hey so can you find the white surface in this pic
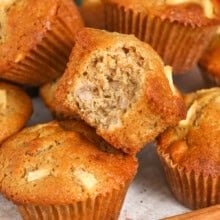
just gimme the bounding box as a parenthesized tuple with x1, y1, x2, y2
(0, 68, 209, 220)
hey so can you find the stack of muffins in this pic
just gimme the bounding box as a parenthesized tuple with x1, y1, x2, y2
(0, 0, 219, 219)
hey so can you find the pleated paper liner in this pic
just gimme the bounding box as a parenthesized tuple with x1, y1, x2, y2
(18, 184, 128, 220)
(199, 66, 220, 87)
(104, 3, 217, 74)
(157, 148, 220, 209)
(1, 11, 77, 86)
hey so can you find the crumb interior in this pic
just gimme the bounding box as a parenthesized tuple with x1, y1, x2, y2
(72, 45, 146, 130)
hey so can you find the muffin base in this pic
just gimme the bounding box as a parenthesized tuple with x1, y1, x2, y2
(157, 148, 220, 209)
(104, 3, 217, 74)
(18, 185, 128, 220)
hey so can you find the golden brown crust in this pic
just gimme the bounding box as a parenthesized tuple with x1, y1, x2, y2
(199, 34, 220, 79)
(0, 120, 137, 205)
(40, 80, 79, 120)
(55, 28, 186, 154)
(103, 0, 220, 27)
(0, 0, 84, 86)
(157, 88, 220, 177)
(0, 82, 32, 144)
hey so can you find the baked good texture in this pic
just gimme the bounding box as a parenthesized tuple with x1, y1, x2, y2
(102, 0, 220, 73)
(55, 28, 186, 154)
(0, 120, 137, 220)
(157, 88, 220, 209)
(0, 82, 32, 144)
(0, 0, 83, 86)
(80, 0, 105, 29)
(40, 80, 78, 120)
(199, 33, 220, 86)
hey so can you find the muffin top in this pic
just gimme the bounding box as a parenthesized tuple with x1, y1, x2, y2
(199, 33, 220, 78)
(0, 121, 137, 205)
(104, 0, 220, 26)
(0, 0, 83, 73)
(157, 88, 220, 176)
(0, 82, 32, 143)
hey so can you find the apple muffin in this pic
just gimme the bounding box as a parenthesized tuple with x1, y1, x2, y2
(0, 120, 137, 220)
(102, 0, 220, 73)
(55, 28, 186, 154)
(0, 0, 83, 86)
(157, 88, 220, 209)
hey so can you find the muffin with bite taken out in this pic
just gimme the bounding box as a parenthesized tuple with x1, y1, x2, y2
(55, 28, 186, 154)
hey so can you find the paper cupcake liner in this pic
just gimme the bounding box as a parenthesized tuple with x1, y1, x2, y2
(2, 12, 76, 86)
(17, 184, 128, 220)
(157, 148, 220, 209)
(104, 3, 217, 74)
(199, 67, 220, 87)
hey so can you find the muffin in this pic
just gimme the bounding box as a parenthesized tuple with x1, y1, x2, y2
(199, 31, 220, 86)
(0, 0, 83, 86)
(0, 82, 32, 144)
(0, 121, 137, 220)
(80, 0, 105, 29)
(40, 80, 78, 120)
(55, 28, 186, 154)
(157, 88, 220, 209)
(102, 0, 220, 73)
